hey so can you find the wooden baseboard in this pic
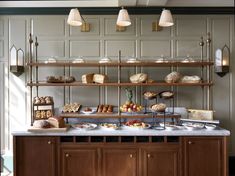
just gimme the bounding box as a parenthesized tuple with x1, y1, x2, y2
(230, 156, 235, 175)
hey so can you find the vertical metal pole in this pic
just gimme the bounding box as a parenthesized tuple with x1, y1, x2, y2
(199, 36, 205, 109)
(118, 51, 121, 119)
(206, 32, 212, 110)
(35, 37, 39, 97)
(68, 66, 71, 104)
(29, 34, 33, 125)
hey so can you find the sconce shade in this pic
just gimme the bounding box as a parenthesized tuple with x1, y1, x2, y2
(159, 9, 174, 27)
(215, 45, 230, 77)
(67, 8, 82, 26)
(116, 8, 131, 26)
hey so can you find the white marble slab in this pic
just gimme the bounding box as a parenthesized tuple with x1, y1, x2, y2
(12, 127, 230, 136)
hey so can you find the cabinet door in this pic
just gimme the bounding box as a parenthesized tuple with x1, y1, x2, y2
(14, 136, 56, 176)
(142, 147, 179, 176)
(184, 137, 223, 176)
(61, 148, 99, 176)
(102, 148, 138, 176)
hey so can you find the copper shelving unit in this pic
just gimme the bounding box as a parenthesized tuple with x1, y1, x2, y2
(27, 33, 213, 125)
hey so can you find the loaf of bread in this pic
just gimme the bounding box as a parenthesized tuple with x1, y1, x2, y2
(130, 73, 148, 83)
(48, 116, 65, 128)
(181, 75, 201, 83)
(165, 72, 181, 83)
(82, 73, 94, 83)
(93, 74, 108, 84)
(33, 120, 51, 128)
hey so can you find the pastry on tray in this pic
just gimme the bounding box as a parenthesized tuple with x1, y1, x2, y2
(165, 72, 181, 83)
(181, 75, 201, 83)
(151, 103, 167, 112)
(97, 105, 113, 113)
(130, 73, 148, 83)
(143, 91, 158, 100)
(46, 76, 75, 83)
(62, 103, 81, 113)
(35, 109, 53, 119)
(33, 96, 54, 105)
(159, 91, 174, 99)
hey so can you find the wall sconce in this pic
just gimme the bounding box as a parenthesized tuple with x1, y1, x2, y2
(67, 8, 91, 32)
(152, 21, 162, 32)
(116, 25, 127, 32)
(10, 45, 24, 76)
(215, 45, 230, 77)
(159, 9, 174, 27)
(116, 7, 131, 27)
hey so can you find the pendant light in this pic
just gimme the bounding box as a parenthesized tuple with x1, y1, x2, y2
(67, 8, 82, 26)
(116, 7, 131, 27)
(159, 9, 174, 27)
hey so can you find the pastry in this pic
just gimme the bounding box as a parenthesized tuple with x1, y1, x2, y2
(62, 103, 81, 113)
(151, 103, 166, 112)
(97, 105, 113, 113)
(130, 73, 148, 83)
(46, 76, 76, 83)
(48, 116, 65, 128)
(82, 73, 94, 83)
(165, 72, 181, 83)
(35, 110, 41, 119)
(84, 107, 92, 112)
(159, 91, 174, 99)
(46, 110, 53, 118)
(34, 97, 41, 104)
(33, 120, 51, 128)
(45, 96, 53, 104)
(124, 120, 150, 128)
(93, 74, 108, 84)
(41, 110, 46, 118)
(181, 75, 201, 83)
(143, 91, 157, 99)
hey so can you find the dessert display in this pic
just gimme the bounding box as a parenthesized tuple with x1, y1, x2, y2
(120, 88, 142, 113)
(151, 103, 167, 112)
(159, 91, 174, 99)
(143, 91, 157, 100)
(165, 71, 182, 83)
(93, 74, 108, 84)
(124, 120, 151, 129)
(47, 116, 65, 128)
(46, 76, 76, 83)
(130, 73, 148, 83)
(97, 105, 113, 113)
(62, 103, 81, 113)
(35, 110, 53, 119)
(33, 120, 51, 128)
(100, 123, 119, 130)
(72, 123, 97, 130)
(99, 57, 111, 63)
(181, 75, 201, 83)
(33, 96, 54, 105)
(82, 73, 94, 83)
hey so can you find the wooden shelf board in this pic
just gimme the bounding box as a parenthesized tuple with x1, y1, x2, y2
(26, 61, 214, 67)
(60, 113, 181, 119)
(27, 81, 213, 87)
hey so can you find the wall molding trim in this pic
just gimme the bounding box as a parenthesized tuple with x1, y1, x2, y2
(0, 7, 234, 15)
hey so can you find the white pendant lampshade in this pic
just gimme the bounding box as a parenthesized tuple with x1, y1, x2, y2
(116, 7, 131, 26)
(67, 8, 82, 26)
(159, 9, 174, 27)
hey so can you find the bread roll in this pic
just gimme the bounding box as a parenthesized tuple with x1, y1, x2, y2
(93, 74, 108, 84)
(82, 73, 94, 83)
(165, 72, 181, 83)
(130, 73, 148, 83)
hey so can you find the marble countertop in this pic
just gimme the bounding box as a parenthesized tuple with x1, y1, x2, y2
(12, 127, 230, 136)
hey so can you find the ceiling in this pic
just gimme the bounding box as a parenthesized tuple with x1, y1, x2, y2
(0, 0, 234, 7)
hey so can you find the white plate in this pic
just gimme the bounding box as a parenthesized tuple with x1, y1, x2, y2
(123, 123, 151, 130)
(81, 109, 96, 114)
(184, 123, 204, 131)
(205, 124, 217, 130)
(72, 123, 97, 130)
(100, 123, 120, 130)
(165, 125, 178, 130)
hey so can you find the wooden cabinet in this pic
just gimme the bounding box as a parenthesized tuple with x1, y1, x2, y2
(142, 146, 179, 176)
(60, 148, 99, 176)
(102, 148, 138, 176)
(184, 137, 226, 176)
(14, 136, 57, 176)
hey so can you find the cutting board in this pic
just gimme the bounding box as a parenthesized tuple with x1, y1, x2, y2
(28, 125, 70, 132)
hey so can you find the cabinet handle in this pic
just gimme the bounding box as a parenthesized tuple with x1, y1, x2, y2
(188, 141, 193, 145)
(129, 154, 133, 158)
(48, 141, 52, 145)
(65, 153, 70, 158)
(147, 154, 151, 158)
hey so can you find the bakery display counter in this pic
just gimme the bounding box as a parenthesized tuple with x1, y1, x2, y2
(13, 128, 230, 176)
